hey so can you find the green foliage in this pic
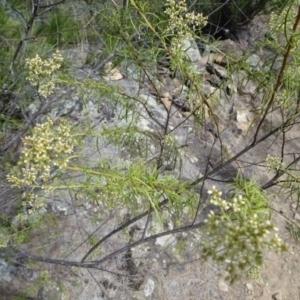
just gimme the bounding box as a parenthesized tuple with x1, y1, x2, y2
(32, 5, 86, 47)
(54, 158, 197, 217)
(288, 221, 300, 244)
(0, 4, 22, 82)
(230, 176, 271, 220)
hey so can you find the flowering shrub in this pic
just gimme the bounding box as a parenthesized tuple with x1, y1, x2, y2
(202, 186, 287, 283)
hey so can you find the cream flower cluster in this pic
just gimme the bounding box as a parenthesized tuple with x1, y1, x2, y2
(7, 117, 76, 214)
(268, 5, 296, 48)
(164, 0, 207, 48)
(269, 7, 292, 35)
(7, 117, 75, 187)
(162, 134, 174, 147)
(203, 186, 287, 283)
(265, 154, 282, 172)
(0, 233, 10, 248)
(25, 50, 63, 97)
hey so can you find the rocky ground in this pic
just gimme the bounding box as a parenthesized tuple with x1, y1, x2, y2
(1, 12, 300, 300)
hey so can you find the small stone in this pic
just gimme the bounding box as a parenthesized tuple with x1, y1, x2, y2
(180, 39, 201, 63)
(214, 64, 227, 78)
(155, 235, 176, 247)
(205, 73, 221, 87)
(172, 77, 182, 88)
(291, 202, 298, 210)
(144, 278, 155, 297)
(160, 97, 172, 109)
(294, 212, 300, 221)
(272, 292, 282, 300)
(162, 91, 172, 99)
(246, 54, 263, 69)
(218, 279, 229, 292)
(246, 283, 253, 291)
(103, 62, 123, 81)
(217, 39, 243, 60)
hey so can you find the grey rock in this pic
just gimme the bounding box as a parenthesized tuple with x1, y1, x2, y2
(205, 73, 222, 87)
(233, 71, 258, 95)
(217, 39, 243, 60)
(62, 43, 89, 69)
(144, 278, 155, 297)
(246, 54, 263, 69)
(246, 283, 254, 291)
(212, 64, 228, 79)
(124, 64, 153, 81)
(291, 202, 298, 211)
(218, 279, 229, 292)
(294, 212, 300, 221)
(75, 69, 90, 81)
(272, 292, 282, 300)
(0, 259, 12, 282)
(180, 39, 201, 63)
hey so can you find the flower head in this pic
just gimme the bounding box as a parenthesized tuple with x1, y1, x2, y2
(25, 50, 63, 97)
